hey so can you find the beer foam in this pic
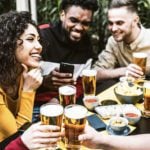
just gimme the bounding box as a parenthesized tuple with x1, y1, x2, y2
(59, 85, 76, 95)
(133, 52, 147, 58)
(82, 69, 97, 77)
(40, 104, 63, 117)
(65, 105, 87, 119)
(144, 82, 150, 89)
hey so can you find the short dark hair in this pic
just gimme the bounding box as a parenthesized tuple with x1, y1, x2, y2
(108, 0, 138, 14)
(60, 0, 98, 12)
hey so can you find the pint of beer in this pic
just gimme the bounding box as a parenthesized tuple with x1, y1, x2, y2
(143, 81, 150, 117)
(82, 69, 97, 96)
(133, 52, 147, 78)
(40, 103, 64, 149)
(59, 85, 76, 107)
(40, 103, 63, 128)
(64, 104, 87, 149)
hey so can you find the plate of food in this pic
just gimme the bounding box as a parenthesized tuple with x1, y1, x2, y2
(95, 104, 141, 120)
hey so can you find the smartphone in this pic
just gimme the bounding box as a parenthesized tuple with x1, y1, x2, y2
(87, 114, 106, 131)
(60, 62, 74, 75)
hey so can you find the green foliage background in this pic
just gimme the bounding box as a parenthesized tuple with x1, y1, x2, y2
(0, 0, 150, 53)
(37, 0, 150, 53)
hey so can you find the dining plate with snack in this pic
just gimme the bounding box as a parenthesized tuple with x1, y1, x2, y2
(95, 104, 141, 120)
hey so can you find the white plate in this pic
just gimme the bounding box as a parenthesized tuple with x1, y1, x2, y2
(95, 104, 140, 119)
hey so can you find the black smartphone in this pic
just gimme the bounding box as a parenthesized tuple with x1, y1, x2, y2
(60, 62, 74, 75)
(87, 114, 106, 131)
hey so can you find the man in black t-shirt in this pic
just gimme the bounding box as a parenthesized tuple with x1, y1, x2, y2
(34, 0, 98, 118)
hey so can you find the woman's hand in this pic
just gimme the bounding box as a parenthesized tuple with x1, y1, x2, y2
(21, 122, 64, 149)
(22, 64, 43, 91)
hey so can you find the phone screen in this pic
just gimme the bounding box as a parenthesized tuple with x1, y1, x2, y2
(60, 62, 74, 74)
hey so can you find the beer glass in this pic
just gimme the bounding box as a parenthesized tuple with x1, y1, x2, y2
(133, 52, 147, 79)
(40, 103, 64, 149)
(64, 104, 87, 149)
(59, 85, 76, 107)
(82, 69, 97, 97)
(143, 81, 150, 118)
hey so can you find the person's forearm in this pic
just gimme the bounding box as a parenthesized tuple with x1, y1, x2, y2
(16, 91, 35, 127)
(98, 134, 150, 150)
(96, 67, 126, 81)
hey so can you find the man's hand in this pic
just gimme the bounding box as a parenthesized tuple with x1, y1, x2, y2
(126, 64, 143, 78)
(43, 67, 76, 91)
(78, 125, 101, 149)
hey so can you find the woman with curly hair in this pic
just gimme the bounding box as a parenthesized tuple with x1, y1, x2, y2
(0, 11, 64, 150)
(0, 10, 43, 141)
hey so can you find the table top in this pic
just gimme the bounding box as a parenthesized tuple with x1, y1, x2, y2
(2, 82, 149, 150)
(96, 83, 150, 135)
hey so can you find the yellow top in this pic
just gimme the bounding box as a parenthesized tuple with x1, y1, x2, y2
(0, 76, 35, 141)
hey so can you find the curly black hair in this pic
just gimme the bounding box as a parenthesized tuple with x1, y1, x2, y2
(0, 11, 38, 87)
(60, 0, 98, 13)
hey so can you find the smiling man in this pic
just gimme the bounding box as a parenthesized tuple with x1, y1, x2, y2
(93, 0, 150, 81)
(33, 0, 98, 122)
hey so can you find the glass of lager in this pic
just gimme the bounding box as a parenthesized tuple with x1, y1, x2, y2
(82, 69, 97, 97)
(133, 52, 147, 79)
(59, 85, 76, 107)
(64, 104, 87, 149)
(143, 81, 150, 118)
(40, 103, 64, 149)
